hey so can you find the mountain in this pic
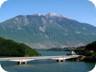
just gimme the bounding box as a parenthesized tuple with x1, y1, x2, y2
(0, 13, 96, 49)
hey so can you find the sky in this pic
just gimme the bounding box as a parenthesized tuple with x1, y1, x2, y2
(0, 0, 96, 26)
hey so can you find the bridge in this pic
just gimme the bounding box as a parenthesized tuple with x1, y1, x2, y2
(0, 55, 80, 65)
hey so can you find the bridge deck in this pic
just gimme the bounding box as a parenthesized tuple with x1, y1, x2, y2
(0, 55, 80, 62)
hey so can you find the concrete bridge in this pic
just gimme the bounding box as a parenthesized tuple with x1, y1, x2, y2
(0, 55, 80, 65)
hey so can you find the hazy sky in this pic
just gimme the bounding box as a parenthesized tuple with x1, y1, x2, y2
(0, 0, 96, 26)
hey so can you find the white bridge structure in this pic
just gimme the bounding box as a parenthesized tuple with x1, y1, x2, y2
(0, 55, 80, 65)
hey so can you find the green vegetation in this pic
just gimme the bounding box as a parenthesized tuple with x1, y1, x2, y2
(0, 37, 40, 57)
(85, 41, 96, 52)
(84, 41, 96, 61)
(75, 41, 96, 61)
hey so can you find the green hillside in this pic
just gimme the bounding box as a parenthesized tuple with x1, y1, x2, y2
(0, 37, 40, 57)
(75, 41, 96, 61)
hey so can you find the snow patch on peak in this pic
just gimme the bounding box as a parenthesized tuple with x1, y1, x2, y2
(33, 14, 43, 16)
(38, 14, 42, 16)
(47, 13, 63, 17)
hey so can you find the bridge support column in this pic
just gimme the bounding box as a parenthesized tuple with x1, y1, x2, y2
(61, 60, 64, 62)
(56, 59, 65, 62)
(17, 61, 27, 65)
(56, 60, 64, 62)
(17, 62, 22, 65)
(22, 61, 27, 64)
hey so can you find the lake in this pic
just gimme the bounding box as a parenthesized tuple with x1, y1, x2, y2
(0, 51, 95, 72)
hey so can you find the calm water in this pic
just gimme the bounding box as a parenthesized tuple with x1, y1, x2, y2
(0, 51, 95, 72)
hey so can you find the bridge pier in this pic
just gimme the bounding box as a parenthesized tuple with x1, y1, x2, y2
(22, 61, 27, 64)
(17, 61, 27, 65)
(61, 60, 64, 62)
(56, 60, 64, 62)
(17, 62, 21, 65)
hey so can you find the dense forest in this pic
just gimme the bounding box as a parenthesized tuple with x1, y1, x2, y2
(0, 37, 40, 57)
(75, 41, 96, 61)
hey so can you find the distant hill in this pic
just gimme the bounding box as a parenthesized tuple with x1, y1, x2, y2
(0, 13, 96, 48)
(0, 37, 40, 56)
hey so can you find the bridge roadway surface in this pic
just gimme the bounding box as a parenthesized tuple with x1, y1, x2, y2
(0, 55, 80, 62)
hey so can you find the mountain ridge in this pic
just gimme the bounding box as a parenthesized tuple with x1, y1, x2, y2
(0, 13, 96, 49)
